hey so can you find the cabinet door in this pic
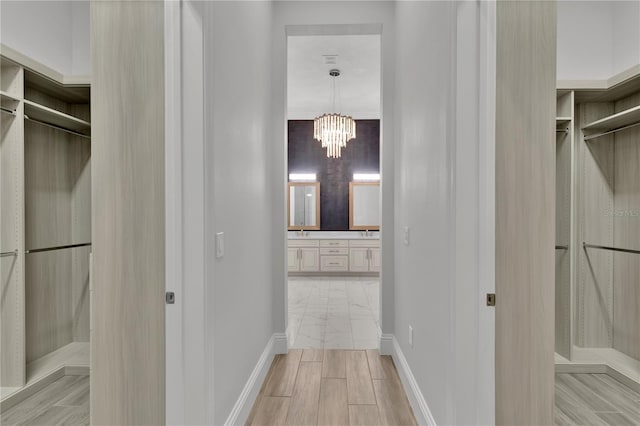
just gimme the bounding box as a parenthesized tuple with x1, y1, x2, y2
(349, 248, 370, 272)
(288, 248, 300, 272)
(300, 248, 320, 272)
(369, 248, 381, 272)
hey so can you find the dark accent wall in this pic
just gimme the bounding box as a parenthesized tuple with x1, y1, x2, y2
(288, 119, 380, 230)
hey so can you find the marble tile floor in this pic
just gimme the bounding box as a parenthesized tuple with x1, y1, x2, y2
(288, 277, 380, 350)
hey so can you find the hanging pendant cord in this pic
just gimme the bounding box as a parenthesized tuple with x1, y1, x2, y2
(332, 75, 336, 113)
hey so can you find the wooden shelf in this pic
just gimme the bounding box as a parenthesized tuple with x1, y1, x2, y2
(0, 90, 20, 113)
(582, 105, 640, 133)
(556, 117, 571, 129)
(24, 99, 91, 136)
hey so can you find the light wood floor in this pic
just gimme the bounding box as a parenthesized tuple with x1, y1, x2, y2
(555, 373, 640, 426)
(1, 375, 89, 426)
(246, 349, 417, 426)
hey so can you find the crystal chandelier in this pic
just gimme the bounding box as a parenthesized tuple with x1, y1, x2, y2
(313, 69, 356, 158)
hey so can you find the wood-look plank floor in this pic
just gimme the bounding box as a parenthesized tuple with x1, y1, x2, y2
(247, 349, 416, 426)
(1, 375, 89, 426)
(555, 373, 640, 426)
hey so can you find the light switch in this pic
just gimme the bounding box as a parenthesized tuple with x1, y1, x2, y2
(403, 226, 410, 246)
(216, 232, 224, 258)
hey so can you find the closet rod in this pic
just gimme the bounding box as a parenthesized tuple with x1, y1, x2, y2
(25, 242, 91, 254)
(25, 116, 91, 140)
(0, 249, 18, 258)
(584, 120, 640, 141)
(556, 245, 568, 250)
(0, 107, 16, 116)
(583, 242, 640, 255)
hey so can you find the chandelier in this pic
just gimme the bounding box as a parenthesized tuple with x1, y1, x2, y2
(313, 69, 356, 158)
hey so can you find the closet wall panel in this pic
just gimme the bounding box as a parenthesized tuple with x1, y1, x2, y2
(24, 122, 91, 361)
(495, 1, 556, 424)
(612, 125, 640, 360)
(577, 103, 614, 348)
(91, 0, 165, 424)
(0, 65, 25, 387)
(555, 124, 572, 358)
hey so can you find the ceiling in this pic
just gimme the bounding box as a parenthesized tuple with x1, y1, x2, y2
(287, 35, 381, 120)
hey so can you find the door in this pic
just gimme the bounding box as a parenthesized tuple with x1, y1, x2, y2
(369, 248, 381, 272)
(349, 248, 369, 272)
(495, 2, 556, 424)
(92, 1, 166, 424)
(288, 248, 300, 272)
(300, 248, 319, 272)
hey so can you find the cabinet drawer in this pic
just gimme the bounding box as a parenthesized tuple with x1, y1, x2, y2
(349, 239, 379, 248)
(320, 255, 349, 272)
(288, 239, 319, 247)
(320, 247, 349, 255)
(319, 240, 348, 248)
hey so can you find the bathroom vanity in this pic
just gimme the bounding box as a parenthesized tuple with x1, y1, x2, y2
(288, 231, 380, 275)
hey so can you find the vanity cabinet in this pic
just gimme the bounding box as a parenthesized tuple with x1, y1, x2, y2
(288, 236, 379, 274)
(288, 240, 320, 272)
(348, 239, 380, 273)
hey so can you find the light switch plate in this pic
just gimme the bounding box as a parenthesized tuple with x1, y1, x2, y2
(216, 232, 224, 258)
(403, 226, 410, 246)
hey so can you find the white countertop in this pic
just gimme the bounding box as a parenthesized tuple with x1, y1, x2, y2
(288, 231, 379, 240)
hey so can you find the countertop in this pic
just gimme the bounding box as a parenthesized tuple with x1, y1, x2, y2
(288, 231, 379, 240)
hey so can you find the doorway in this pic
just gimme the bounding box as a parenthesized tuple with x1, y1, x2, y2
(285, 31, 382, 350)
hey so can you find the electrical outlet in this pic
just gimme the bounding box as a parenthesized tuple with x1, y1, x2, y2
(403, 226, 410, 246)
(409, 325, 413, 347)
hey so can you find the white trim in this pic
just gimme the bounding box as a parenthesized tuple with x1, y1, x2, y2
(557, 64, 640, 91)
(273, 332, 288, 354)
(391, 336, 437, 426)
(224, 335, 277, 426)
(379, 333, 394, 355)
(0, 43, 91, 85)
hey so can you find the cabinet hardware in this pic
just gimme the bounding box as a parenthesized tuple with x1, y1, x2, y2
(166, 292, 175, 304)
(486, 293, 496, 306)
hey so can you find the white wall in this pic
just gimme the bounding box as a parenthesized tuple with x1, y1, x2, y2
(557, 0, 640, 81)
(271, 0, 396, 345)
(0, 0, 89, 76)
(71, 1, 90, 75)
(394, 2, 457, 423)
(203, 2, 274, 425)
(612, 1, 640, 75)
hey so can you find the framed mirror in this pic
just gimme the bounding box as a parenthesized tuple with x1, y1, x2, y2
(349, 182, 380, 230)
(288, 182, 320, 230)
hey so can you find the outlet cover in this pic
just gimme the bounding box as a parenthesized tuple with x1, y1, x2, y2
(409, 325, 413, 347)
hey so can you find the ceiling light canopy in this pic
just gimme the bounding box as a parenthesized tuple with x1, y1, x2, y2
(313, 69, 356, 159)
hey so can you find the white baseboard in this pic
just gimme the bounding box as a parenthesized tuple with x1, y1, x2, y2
(380, 333, 394, 355)
(224, 334, 277, 426)
(273, 332, 288, 354)
(391, 336, 436, 426)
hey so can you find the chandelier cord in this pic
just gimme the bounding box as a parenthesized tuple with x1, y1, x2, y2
(332, 75, 336, 112)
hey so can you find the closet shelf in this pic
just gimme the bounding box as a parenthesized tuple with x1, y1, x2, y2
(556, 117, 571, 127)
(1, 90, 20, 114)
(582, 104, 640, 140)
(24, 99, 91, 136)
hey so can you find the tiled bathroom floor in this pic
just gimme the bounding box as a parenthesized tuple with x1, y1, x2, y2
(288, 277, 380, 349)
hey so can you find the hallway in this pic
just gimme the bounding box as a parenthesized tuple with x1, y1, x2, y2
(246, 349, 416, 426)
